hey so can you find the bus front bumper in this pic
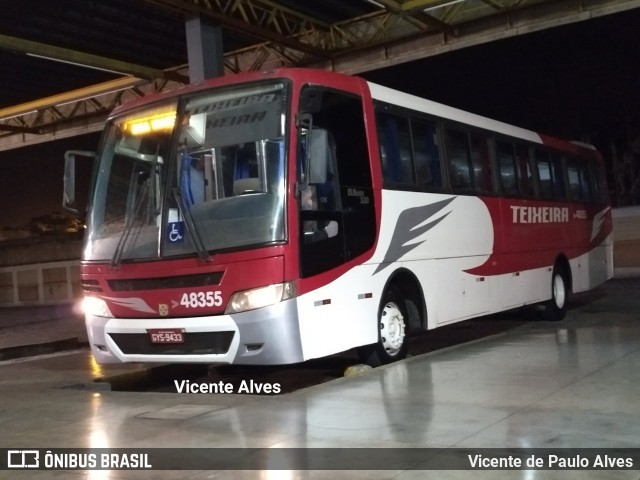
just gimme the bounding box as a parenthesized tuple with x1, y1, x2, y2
(85, 298, 304, 365)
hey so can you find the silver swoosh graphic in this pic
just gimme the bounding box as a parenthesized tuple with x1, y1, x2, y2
(374, 197, 456, 275)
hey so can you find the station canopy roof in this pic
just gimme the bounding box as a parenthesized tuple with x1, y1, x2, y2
(0, 0, 637, 145)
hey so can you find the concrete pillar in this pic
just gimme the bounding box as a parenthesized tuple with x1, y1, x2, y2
(185, 14, 224, 83)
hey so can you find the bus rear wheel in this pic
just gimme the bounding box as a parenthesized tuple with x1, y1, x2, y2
(540, 266, 569, 321)
(358, 286, 408, 367)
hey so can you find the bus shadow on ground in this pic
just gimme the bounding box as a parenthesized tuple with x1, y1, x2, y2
(96, 312, 535, 395)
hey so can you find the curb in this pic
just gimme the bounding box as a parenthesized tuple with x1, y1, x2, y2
(95, 364, 210, 392)
(0, 337, 86, 361)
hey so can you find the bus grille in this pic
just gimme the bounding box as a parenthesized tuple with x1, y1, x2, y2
(109, 332, 234, 355)
(108, 272, 223, 292)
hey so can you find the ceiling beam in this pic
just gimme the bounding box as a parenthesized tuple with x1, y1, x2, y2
(373, 0, 455, 32)
(0, 124, 41, 134)
(0, 76, 180, 151)
(0, 34, 189, 83)
(3, 0, 640, 152)
(0, 77, 148, 121)
(479, 0, 505, 9)
(142, 0, 331, 59)
(400, 0, 467, 12)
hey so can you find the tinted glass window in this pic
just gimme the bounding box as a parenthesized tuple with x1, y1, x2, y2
(516, 144, 535, 197)
(412, 119, 443, 188)
(445, 129, 473, 190)
(567, 157, 593, 202)
(377, 113, 414, 185)
(550, 154, 566, 199)
(496, 141, 518, 196)
(535, 149, 553, 199)
(469, 132, 493, 193)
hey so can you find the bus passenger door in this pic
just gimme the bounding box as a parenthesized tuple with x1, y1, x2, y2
(298, 128, 345, 277)
(295, 86, 377, 359)
(297, 87, 376, 279)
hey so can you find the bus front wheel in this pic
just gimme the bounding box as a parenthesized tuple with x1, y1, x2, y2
(358, 286, 408, 367)
(540, 266, 569, 321)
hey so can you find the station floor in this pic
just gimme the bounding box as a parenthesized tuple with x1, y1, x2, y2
(0, 277, 639, 479)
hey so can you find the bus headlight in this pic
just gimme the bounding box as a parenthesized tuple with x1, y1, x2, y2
(225, 282, 296, 314)
(82, 296, 114, 318)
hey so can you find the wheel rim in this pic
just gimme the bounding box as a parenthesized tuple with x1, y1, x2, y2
(553, 273, 566, 309)
(380, 301, 405, 356)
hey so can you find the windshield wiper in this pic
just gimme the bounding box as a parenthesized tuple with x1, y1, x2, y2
(110, 151, 160, 268)
(110, 180, 149, 268)
(173, 187, 211, 263)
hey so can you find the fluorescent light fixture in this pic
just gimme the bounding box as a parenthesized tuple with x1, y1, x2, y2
(26, 52, 130, 76)
(424, 0, 466, 13)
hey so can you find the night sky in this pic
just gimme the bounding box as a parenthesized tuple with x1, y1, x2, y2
(363, 8, 640, 146)
(1, 7, 639, 228)
(0, 133, 99, 228)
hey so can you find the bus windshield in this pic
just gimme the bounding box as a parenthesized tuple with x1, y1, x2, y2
(84, 83, 288, 262)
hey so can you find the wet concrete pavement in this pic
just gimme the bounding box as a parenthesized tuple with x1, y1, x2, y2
(0, 278, 639, 479)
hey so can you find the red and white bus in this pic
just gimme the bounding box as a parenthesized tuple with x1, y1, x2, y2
(65, 68, 613, 366)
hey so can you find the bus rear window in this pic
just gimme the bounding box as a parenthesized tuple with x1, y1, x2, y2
(566, 157, 592, 202)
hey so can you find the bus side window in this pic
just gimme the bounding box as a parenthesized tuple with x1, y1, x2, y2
(377, 112, 415, 185)
(550, 154, 566, 199)
(496, 140, 519, 196)
(566, 157, 593, 202)
(445, 129, 473, 190)
(516, 144, 535, 197)
(412, 119, 443, 189)
(566, 159, 582, 201)
(469, 132, 493, 193)
(578, 161, 593, 202)
(535, 149, 554, 199)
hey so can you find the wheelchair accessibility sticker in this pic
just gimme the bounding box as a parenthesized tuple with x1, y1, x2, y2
(167, 222, 185, 243)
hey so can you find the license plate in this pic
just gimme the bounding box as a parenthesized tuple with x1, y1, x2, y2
(148, 328, 185, 344)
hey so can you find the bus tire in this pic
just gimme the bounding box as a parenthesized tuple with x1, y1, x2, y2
(357, 285, 408, 367)
(540, 266, 569, 321)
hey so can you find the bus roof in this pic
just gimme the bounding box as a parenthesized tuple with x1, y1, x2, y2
(108, 67, 598, 158)
(366, 80, 598, 157)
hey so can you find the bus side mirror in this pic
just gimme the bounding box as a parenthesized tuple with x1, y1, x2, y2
(295, 113, 330, 188)
(307, 129, 329, 184)
(63, 150, 95, 214)
(296, 113, 313, 193)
